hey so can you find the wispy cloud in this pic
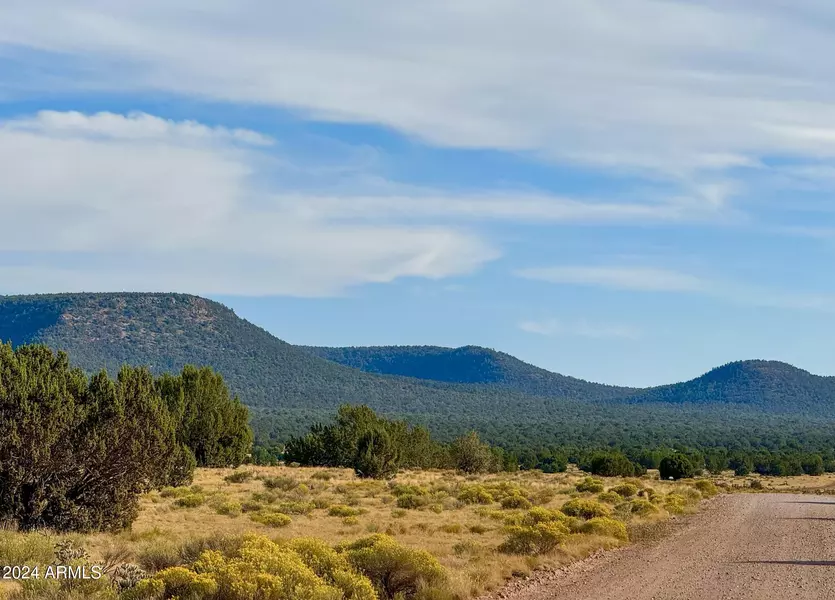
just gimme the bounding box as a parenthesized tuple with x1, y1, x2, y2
(0, 110, 498, 296)
(517, 264, 835, 312)
(519, 318, 642, 340)
(516, 266, 707, 292)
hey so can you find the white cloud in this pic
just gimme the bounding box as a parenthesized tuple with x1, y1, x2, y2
(517, 264, 835, 312)
(5, 1, 835, 181)
(519, 318, 641, 340)
(516, 266, 707, 292)
(0, 111, 498, 296)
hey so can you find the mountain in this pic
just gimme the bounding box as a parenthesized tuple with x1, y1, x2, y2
(618, 360, 835, 413)
(2, 292, 835, 450)
(302, 345, 636, 401)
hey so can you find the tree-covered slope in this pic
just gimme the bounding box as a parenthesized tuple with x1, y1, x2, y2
(303, 345, 636, 401)
(0, 293, 581, 418)
(618, 360, 835, 413)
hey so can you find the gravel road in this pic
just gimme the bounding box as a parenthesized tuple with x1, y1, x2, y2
(497, 493, 835, 600)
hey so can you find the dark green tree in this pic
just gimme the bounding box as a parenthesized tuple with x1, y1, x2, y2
(450, 431, 495, 474)
(659, 454, 696, 480)
(353, 427, 400, 479)
(0, 344, 180, 531)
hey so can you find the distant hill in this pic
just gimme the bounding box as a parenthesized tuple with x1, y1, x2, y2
(2, 292, 835, 449)
(303, 345, 636, 401)
(619, 360, 835, 413)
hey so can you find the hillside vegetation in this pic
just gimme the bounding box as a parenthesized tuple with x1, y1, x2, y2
(3, 293, 835, 451)
(303, 345, 636, 400)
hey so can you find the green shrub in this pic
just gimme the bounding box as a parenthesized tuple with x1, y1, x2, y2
(341, 534, 449, 599)
(500, 494, 532, 510)
(0, 531, 56, 566)
(587, 452, 642, 477)
(223, 470, 254, 484)
(581, 517, 628, 541)
(499, 521, 570, 555)
(343, 516, 360, 526)
(560, 499, 612, 520)
(575, 477, 604, 493)
(173, 494, 204, 508)
(629, 499, 660, 516)
(353, 427, 401, 479)
(214, 500, 242, 517)
(249, 512, 292, 527)
(522, 507, 570, 526)
(610, 483, 639, 498)
(692, 480, 718, 498)
(457, 485, 494, 505)
(329, 505, 363, 517)
(274, 501, 316, 515)
(659, 455, 696, 480)
(597, 491, 623, 504)
(664, 494, 687, 514)
(396, 494, 428, 510)
(262, 476, 299, 491)
(390, 484, 429, 497)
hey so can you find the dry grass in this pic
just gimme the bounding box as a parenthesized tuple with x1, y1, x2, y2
(6, 466, 830, 599)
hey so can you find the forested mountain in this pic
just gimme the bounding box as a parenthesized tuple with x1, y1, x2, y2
(303, 345, 636, 400)
(2, 292, 835, 450)
(619, 360, 835, 413)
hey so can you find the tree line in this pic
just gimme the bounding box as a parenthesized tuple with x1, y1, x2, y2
(0, 344, 253, 532)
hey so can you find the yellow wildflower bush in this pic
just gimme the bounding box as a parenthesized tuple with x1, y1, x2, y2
(456, 485, 494, 505)
(560, 498, 612, 520)
(581, 517, 629, 541)
(498, 521, 569, 555)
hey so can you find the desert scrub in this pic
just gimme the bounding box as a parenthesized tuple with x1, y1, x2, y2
(664, 493, 687, 514)
(159, 486, 191, 499)
(484, 482, 529, 501)
(389, 483, 430, 498)
(262, 475, 300, 491)
(311, 471, 336, 481)
(249, 511, 292, 528)
(223, 470, 254, 484)
(692, 480, 718, 498)
(439, 523, 463, 534)
(328, 505, 363, 517)
(340, 534, 449, 599)
(560, 498, 612, 520)
(581, 517, 629, 541)
(575, 477, 605, 493)
(457, 485, 494, 505)
(214, 500, 243, 517)
(274, 500, 316, 515)
(499, 521, 570, 555)
(629, 499, 660, 517)
(610, 483, 639, 498)
(500, 494, 532, 510)
(173, 493, 205, 509)
(396, 494, 428, 510)
(0, 531, 56, 566)
(597, 491, 623, 504)
(522, 506, 572, 526)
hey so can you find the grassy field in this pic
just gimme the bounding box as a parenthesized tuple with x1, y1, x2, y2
(3, 466, 832, 600)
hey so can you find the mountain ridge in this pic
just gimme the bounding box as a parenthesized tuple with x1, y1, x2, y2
(2, 292, 835, 447)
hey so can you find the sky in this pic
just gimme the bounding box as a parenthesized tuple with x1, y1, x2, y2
(4, 1, 835, 386)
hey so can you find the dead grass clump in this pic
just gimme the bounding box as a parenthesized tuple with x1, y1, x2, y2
(262, 475, 300, 492)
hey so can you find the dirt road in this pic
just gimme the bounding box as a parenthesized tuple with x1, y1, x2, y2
(501, 493, 835, 600)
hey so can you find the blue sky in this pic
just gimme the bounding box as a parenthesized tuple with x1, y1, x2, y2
(4, 1, 835, 386)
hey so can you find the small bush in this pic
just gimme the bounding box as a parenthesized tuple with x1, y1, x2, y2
(262, 475, 299, 491)
(341, 534, 449, 599)
(396, 494, 428, 510)
(440, 523, 463, 534)
(343, 516, 360, 526)
(159, 487, 191, 499)
(610, 483, 639, 498)
(597, 491, 623, 504)
(560, 499, 612, 520)
(223, 470, 254, 484)
(173, 494, 205, 509)
(629, 499, 659, 516)
(249, 512, 292, 527)
(457, 485, 494, 505)
(501, 494, 532, 510)
(575, 477, 604, 493)
(311, 471, 335, 481)
(499, 521, 569, 555)
(581, 517, 628, 541)
(274, 500, 316, 515)
(664, 494, 687, 514)
(692, 480, 718, 498)
(214, 500, 242, 517)
(0, 531, 56, 566)
(469, 524, 489, 534)
(329, 505, 363, 517)
(389, 484, 429, 497)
